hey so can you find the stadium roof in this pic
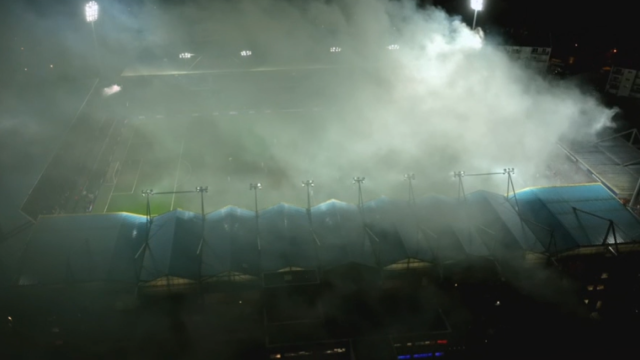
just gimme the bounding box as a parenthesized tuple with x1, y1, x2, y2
(10, 184, 640, 286)
(559, 129, 640, 199)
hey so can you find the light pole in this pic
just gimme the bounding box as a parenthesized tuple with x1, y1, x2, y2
(302, 180, 314, 210)
(85, 2, 100, 74)
(353, 177, 365, 210)
(470, 0, 484, 30)
(250, 183, 262, 250)
(404, 173, 416, 205)
(195, 186, 208, 255)
(453, 171, 466, 201)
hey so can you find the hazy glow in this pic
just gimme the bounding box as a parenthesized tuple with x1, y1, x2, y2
(102, 85, 121, 96)
(85, 1, 99, 22)
(73, 0, 615, 206)
(471, 0, 484, 11)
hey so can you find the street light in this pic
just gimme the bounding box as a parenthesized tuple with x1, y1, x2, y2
(470, 0, 483, 30)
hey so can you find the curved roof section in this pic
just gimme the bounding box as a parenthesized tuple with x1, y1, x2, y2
(311, 200, 376, 269)
(18, 213, 146, 285)
(511, 184, 640, 252)
(12, 184, 640, 285)
(139, 210, 202, 281)
(259, 203, 318, 272)
(202, 206, 261, 277)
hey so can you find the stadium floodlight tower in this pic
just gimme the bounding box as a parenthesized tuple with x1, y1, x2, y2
(179, 53, 194, 59)
(302, 180, 315, 210)
(353, 177, 366, 209)
(388, 44, 400, 50)
(404, 173, 416, 205)
(470, 0, 484, 30)
(85, 2, 100, 73)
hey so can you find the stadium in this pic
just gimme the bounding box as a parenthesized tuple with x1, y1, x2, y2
(4, 1, 640, 359)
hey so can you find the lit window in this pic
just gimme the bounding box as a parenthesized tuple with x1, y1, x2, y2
(584, 299, 589, 304)
(597, 284, 605, 290)
(601, 273, 609, 279)
(587, 285, 594, 291)
(398, 356, 411, 360)
(596, 301, 602, 310)
(435, 353, 444, 357)
(414, 354, 432, 358)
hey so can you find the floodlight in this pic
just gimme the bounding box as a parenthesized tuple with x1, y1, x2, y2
(250, 183, 262, 190)
(302, 180, 314, 187)
(141, 189, 154, 196)
(454, 171, 465, 178)
(330, 47, 342, 52)
(404, 173, 415, 181)
(388, 44, 400, 50)
(240, 50, 252, 56)
(503, 168, 515, 175)
(179, 53, 194, 59)
(353, 177, 365, 183)
(471, 0, 483, 11)
(196, 186, 208, 193)
(85, 1, 99, 22)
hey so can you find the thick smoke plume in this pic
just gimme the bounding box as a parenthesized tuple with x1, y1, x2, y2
(113, 0, 614, 204)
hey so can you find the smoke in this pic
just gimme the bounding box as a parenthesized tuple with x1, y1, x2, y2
(0, 0, 619, 215)
(109, 0, 615, 202)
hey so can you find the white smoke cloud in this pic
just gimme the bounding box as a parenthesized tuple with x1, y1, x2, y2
(115, 0, 614, 204)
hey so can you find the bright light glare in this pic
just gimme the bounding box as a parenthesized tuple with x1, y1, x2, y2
(85, 1, 99, 22)
(471, 0, 483, 11)
(179, 53, 194, 59)
(330, 47, 341, 52)
(102, 84, 121, 96)
(240, 50, 252, 56)
(388, 44, 400, 50)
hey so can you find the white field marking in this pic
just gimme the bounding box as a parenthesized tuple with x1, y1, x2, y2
(22, 78, 100, 216)
(129, 159, 144, 194)
(177, 160, 192, 187)
(170, 138, 186, 211)
(103, 124, 136, 212)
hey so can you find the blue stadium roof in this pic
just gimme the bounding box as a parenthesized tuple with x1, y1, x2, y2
(10, 184, 640, 286)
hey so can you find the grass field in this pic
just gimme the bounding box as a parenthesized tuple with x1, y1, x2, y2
(93, 110, 396, 216)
